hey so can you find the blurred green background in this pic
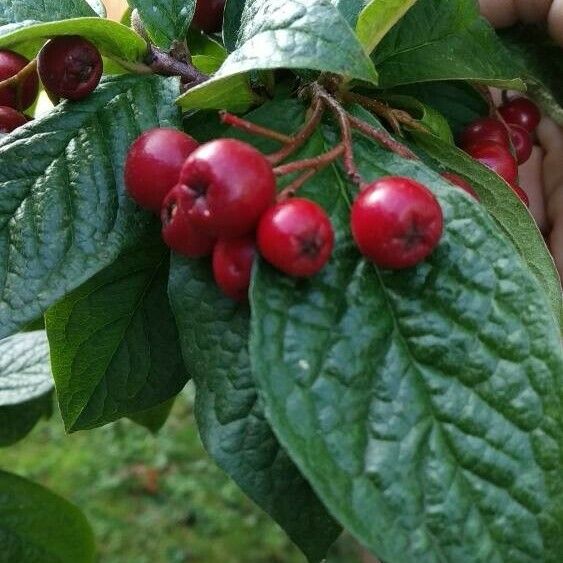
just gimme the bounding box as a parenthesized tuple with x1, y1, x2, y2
(0, 385, 364, 563)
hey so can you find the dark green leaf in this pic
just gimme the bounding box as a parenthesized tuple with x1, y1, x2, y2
(414, 131, 562, 327)
(128, 0, 195, 48)
(0, 331, 52, 447)
(0, 470, 95, 563)
(250, 102, 563, 562)
(0, 75, 181, 339)
(0, 17, 147, 62)
(129, 398, 175, 434)
(372, 0, 525, 89)
(178, 0, 378, 112)
(169, 255, 341, 562)
(0, 0, 98, 25)
(45, 239, 188, 432)
(499, 25, 563, 125)
(223, 0, 246, 51)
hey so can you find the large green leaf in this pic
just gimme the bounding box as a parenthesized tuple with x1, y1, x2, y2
(499, 25, 563, 125)
(178, 0, 378, 112)
(249, 102, 563, 562)
(0, 470, 95, 563)
(371, 0, 524, 89)
(414, 131, 562, 326)
(128, 398, 175, 434)
(356, 0, 417, 55)
(330, 0, 365, 27)
(0, 17, 147, 61)
(169, 255, 341, 562)
(128, 0, 195, 48)
(46, 239, 188, 432)
(0, 331, 52, 447)
(0, 0, 98, 25)
(0, 75, 181, 340)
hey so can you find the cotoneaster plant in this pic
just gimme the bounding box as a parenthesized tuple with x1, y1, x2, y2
(0, 1, 562, 563)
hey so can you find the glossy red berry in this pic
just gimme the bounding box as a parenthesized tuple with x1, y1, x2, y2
(511, 185, 530, 207)
(0, 49, 39, 110)
(0, 106, 28, 133)
(499, 97, 541, 132)
(161, 184, 215, 257)
(193, 0, 226, 33)
(257, 198, 334, 278)
(213, 237, 256, 301)
(509, 124, 533, 165)
(125, 128, 199, 213)
(441, 172, 480, 201)
(38, 36, 103, 101)
(459, 117, 510, 151)
(465, 141, 518, 185)
(351, 177, 443, 270)
(178, 139, 276, 239)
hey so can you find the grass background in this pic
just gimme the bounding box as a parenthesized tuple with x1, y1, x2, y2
(0, 386, 364, 562)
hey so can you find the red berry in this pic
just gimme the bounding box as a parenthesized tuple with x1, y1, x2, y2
(125, 128, 199, 213)
(179, 139, 276, 239)
(193, 0, 225, 33)
(0, 106, 28, 133)
(465, 141, 518, 185)
(459, 118, 510, 151)
(38, 36, 103, 101)
(161, 184, 216, 257)
(213, 237, 256, 301)
(509, 124, 533, 165)
(511, 185, 530, 207)
(0, 50, 39, 110)
(351, 177, 443, 270)
(499, 97, 541, 132)
(440, 172, 480, 201)
(257, 198, 334, 277)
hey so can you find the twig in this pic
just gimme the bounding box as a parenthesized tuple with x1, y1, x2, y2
(145, 44, 208, 86)
(277, 169, 318, 200)
(220, 111, 292, 143)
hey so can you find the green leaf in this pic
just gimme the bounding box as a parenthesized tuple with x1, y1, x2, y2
(177, 0, 378, 112)
(249, 102, 563, 562)
(129, 398, 175, 434)
(0, 470, 95, 563)
(356, 0, 418, 55)
(45, 239, 188, 432)
(0, 0, 98, 25)
(0, 74, 181, 340)
(371, 0, 525, 89)
(499, 25, 563, 125)
(168, 255, 341, 562)
(414, 131, 562, 327)
(0, 331, 52, 447)
(0, 17, 147, 62)
(330, 0, 365, 27)
(128, 0, 195, 48)
(223, 0, 245, 52)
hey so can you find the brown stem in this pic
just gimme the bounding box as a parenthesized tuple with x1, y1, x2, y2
(267, 98, 325, 165)
(0, 58, 38, 110)
(277, 169, 318, 200)
(347, 114, 418, 160)
(220, 111, 292, 144)
(474, 84, 497, 116)
(274, 143, 344, 176)
(145, 44, 208, 86)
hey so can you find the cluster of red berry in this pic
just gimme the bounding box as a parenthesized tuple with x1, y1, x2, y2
(0, 36, 102, 134)
(457, 96, 542, 207)
(124, 128, 445, 300)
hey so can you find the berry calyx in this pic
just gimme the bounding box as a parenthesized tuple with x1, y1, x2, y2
(351, 177, 443, 270)
(0, 50, 39, 110)
(193, 0, 226, 33)
(178, 139, 276, 239)
(511, 185, 530, 207)
(37, 36, 103, 101)
(508, 124, 533, 165)
(0, 106, 28, 133)
(465, 141, 518, 185)
(257, 198, 334, 278)
(459, 117, 510, 151)
(213, 237, 256, 301)
(161, 184, 216, 257)
(441, 172, 480, 201)
(499, 97, 541, 132)
(125, 128, 199, 213)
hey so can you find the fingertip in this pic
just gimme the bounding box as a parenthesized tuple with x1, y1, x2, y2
(548, 0, 563, 45)
(479, 0, 519, 27)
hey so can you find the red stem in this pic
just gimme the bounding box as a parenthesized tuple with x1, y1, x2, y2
(220, 111, 293, 144)
(273, 143, 344, 176)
